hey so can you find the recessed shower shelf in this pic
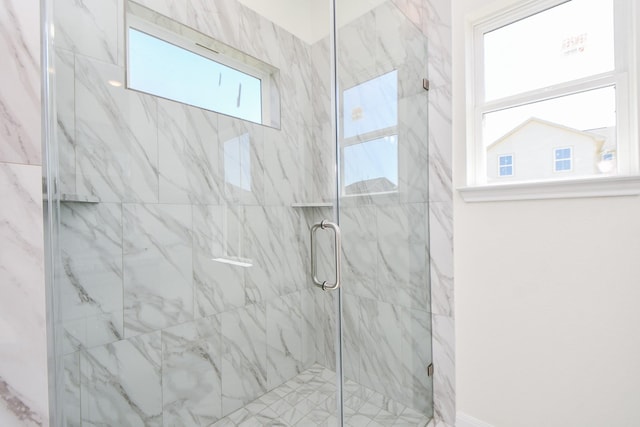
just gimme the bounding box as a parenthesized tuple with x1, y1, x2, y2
(45, 193, 101, 203)
(291, 202, 333, 208)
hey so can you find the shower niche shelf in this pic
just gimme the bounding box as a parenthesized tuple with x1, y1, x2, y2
(44, 193, 101, 204)
(291, 202, 333, 208)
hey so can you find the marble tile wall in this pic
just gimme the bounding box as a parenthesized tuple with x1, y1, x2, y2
(0, 0, 50, 426)
(53, 0, 320, 425)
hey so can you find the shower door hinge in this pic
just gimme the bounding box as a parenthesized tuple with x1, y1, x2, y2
(422, 78, 430, 91)
(427, 363, 434, 377)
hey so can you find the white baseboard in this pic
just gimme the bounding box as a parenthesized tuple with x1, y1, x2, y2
(457, 412, 495, 427)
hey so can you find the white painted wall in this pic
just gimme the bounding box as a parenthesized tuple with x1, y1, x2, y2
(453, 0, 640, 426)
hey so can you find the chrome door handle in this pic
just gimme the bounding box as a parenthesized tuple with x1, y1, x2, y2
(310, 220, 342, 291)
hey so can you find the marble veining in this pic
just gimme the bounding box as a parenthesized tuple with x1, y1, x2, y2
(0, 0, 41, 165)
(123, 203, 193, 336)
(80, 331, 162, 426)
(0, 163, 48, 426)
(75, 56, 159, 203)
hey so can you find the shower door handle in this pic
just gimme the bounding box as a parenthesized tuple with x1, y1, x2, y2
(310, 220, 342, 291)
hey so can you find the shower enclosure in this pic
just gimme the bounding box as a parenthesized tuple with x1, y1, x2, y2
(45, 0, 433, 425)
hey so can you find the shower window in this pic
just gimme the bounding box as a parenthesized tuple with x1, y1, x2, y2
(467, 0, 638, 188)
(125, 6, 280, 127)
(342, 70, 399, 196)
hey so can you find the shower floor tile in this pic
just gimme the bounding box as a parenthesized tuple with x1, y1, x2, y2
(212, 364, 431, 426)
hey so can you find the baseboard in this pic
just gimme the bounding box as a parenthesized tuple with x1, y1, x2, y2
(457, 412, 495, 427)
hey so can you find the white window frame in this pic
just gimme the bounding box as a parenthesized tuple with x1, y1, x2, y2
(553, 147, 573, 173)
(125, 14, 273, 125)
(498, 154, 514, 177)
(461, 0, 640, 201)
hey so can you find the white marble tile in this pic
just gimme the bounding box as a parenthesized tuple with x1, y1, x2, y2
(342, 293, 362, 385)
(75, 56, 159, 203)
(218, 115, 265, 207)
(357, 297, 405, 403)
(263, 126, 301, 207)
(123, 203, 193, 336)
(401, 307, 433, 415)
(376, 2, 428, 99)
(0, 163, 48, 426)
(340, 206, 378, 301)
(0, 0, 41, 165)
(187, 0, 241, 48)
(192, 204, 246, 318)
(221, 303, 267, 415)
(157, 100, 221, 205)
(162, 316, 223, 425)
(429, 201, 453, 317)
(398, 94, 430, 204)
(62, 312, 124, 355)
(54, 0, 119, 64)
(301, 287, 320, 368)
(80, 331, 162, 426)
(237, 4, 282, 67)
(392, 0, 423, 31)
(376, 204, 429, 309)
(59, 202, 123, 323)
(55, 49, 77, 194)
(266, 293, 303, 390)
(425, 0, 453, 205)
(63, 352, 81, 427)
(337, 10, 377, 90)
(243, 206, 289, 303)
(133, 0, 189, 25)
(432, 314, 455, 425)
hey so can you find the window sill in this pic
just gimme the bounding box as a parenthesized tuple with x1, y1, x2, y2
(458, 175, 640, 202)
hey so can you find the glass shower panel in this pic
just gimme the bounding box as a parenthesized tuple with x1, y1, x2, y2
(49, 0, 339, 425)
(336, 1, 434, 425)
(46, 0, 434, 425)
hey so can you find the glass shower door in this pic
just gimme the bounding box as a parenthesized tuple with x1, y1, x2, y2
(334, 0, 435, 425)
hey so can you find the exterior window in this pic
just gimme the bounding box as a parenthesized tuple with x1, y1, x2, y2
(554, 147, 572, 172)
(342, 71, 398, 195)
(470, 0, 637, 186)
(126, 9, 279, 127)
(498, 154, 514, 177)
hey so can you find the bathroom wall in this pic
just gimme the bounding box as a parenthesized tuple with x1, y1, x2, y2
(454, 0, 640, 426)
(53, 0, 321, 424)
(0, 0, 50, 426)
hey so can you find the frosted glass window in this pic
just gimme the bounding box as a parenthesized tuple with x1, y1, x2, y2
(343, 136, 398, 195)
(343, 70, 398, 138)
(128, 28, 262, 124)
(484, 0, 614, 101)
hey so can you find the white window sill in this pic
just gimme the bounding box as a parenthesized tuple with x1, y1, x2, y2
(458, 175, 640, 202)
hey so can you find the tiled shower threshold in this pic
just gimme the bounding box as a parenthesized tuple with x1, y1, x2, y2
(212, 364, 432, 426)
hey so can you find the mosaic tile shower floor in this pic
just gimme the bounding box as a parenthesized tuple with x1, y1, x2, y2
(212, 364, 432, 426)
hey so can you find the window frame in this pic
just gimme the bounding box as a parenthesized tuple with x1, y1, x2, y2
(465, 0, 639, 190)
(553, 147, 573, 173)
(498, 154, 514, 177)
(125, 14, 273, 125)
